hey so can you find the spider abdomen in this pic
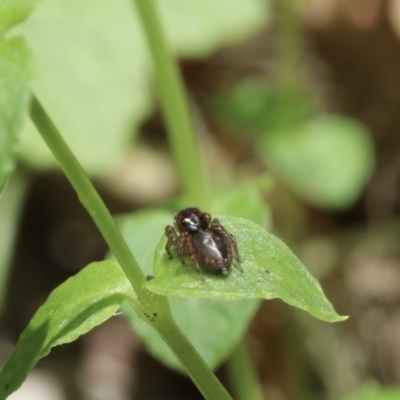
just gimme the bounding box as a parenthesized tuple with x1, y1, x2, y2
(192, 230, 232, 273)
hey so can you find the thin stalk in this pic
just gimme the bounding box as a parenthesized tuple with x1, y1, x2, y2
(0, 171, 28, 314)
(133, 0, 209, 208)
(153, 311, 233, 400)
(31, 97, 232, 400)
(30, 97, 147, 296)
(226, 339, 263, 400)
(277, 0, 303, 90)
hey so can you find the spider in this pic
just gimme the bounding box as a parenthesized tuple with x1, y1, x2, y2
(165, 207, 243, 281)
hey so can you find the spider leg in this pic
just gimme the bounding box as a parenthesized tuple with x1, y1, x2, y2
(165, 225, 178, 260)
(211, 218, 243, 272)
(176, 234, 189, 274)
(185, 236, 205, 282)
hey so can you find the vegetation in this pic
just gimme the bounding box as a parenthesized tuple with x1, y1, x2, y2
(0, 1, 398, 400)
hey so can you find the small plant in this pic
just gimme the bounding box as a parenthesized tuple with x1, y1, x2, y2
(0, 1, 350, 399)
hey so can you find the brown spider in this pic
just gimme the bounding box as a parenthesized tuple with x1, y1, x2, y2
(165, 207, 243, 281)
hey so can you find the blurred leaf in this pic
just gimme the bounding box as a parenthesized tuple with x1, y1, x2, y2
(116, 208, 260, 373)
(0, 260, 136, 399)
(261, 116, 374, 209)
(157, 0, 269, 58)
(214, 80, 315, 135)
(342, 382, 400, 400)
(116, 208, 173, 276)
(16, 0, 269, 174)
(0, 37, 32, 192)
(124, 297, 259, 373)
(17, 0, 153, 173)
(0, 0, 38, 37)
(211, 183, 272, 229)
(146, 214, 345, 323)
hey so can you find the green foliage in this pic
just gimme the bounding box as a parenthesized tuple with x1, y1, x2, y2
(0, 174, 27, 312)
(16, 0, 269, 174)
(156, 0, 269, 57)
(115, 208, 260, 372)
(215, 79, 375, 209)
(146, 214, 345, 323)
(117, 205, 343, 373)
(0, 0, 349, 398)
(342, 383, 400, 400)
(215, 80, 315, 135)
(263, 116, 375, 209)
(125, 298, 260, 373)
(0, 0, 38, 37)
(211, 182, 272, 228)
(0, 37, 31, 191)
(0, 260, 136, 399)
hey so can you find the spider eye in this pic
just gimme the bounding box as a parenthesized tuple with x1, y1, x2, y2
(183, 216, 199, 232)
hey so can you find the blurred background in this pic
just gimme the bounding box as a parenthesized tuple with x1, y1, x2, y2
(1, 0, 400, 399)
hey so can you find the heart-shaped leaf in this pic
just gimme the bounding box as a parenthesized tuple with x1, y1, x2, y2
(145, 214, 345, 323)
(0, 260, 136, 399)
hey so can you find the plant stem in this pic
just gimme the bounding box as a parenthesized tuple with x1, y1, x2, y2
(226, 339, 263, 400)
(0, 171, 28, 314)
(30, 97, 147, 296)
(278, 0, 303, 90)
(31, 97, 232, 400)
(133, 0, 209, 208)
(152, 310, 233, 400)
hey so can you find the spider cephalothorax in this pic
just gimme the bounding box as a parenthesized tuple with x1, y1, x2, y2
(165, 207, 242, 281)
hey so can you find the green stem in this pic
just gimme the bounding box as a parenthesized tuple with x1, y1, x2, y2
(278, 0, 303, 90)
(31, 97, 232, 400)
(153, 310, 233, 400)
(226, 339, 263, 400)
(133, 0, 209, 208)
(30, 97, 147, 296)
(0, 171, 28, 314)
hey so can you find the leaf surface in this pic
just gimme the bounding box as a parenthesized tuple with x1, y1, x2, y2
(145, 215, 345, 323)
(0, 0, 38, 36)
(116, 208, 260, 372)
(0, 260, 135, 399)
(262, 116, 374, 209)
(16, 0, 269, 174)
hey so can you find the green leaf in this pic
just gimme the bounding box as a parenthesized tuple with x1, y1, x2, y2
(211, 183, 272, 229)
(0, 37, 32, 192)
(342, 382, 400, 400)
(15, 0, 269, 174)
(145, 215, 346, 323)
(0, 0, 38, 37)
(17, 0, 153, 174)
(0, 260, 136, 399)
(214, 80, 316, 136)
(124, 297, 259, 373)
(157, 0, 269, 58)
(115, 208, 260, 373)
(261, 116, 375, 209)
(115, 208, 173, 276)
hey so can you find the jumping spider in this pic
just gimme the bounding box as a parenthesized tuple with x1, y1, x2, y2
(165, 207, 243, 281)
